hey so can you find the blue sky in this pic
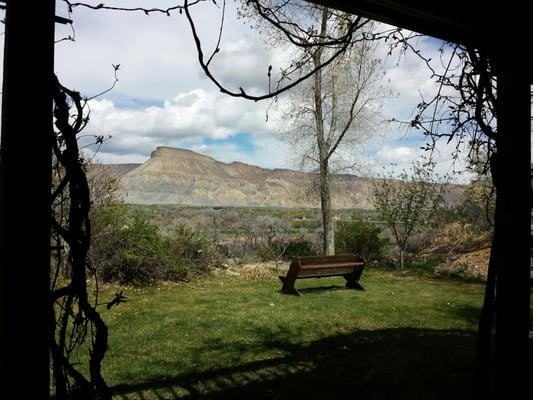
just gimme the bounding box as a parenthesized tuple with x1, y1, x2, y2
(202, 133, 257, 153)
(1, 1, 473, 180)
(107, 95, 165, 110)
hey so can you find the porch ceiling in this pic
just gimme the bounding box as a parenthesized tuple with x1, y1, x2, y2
(308, 0, 532, 72)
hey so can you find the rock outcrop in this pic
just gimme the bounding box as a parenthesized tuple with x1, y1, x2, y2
(93, 146, 461, 208)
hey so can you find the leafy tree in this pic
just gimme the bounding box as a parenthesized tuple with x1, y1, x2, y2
(371, 161, 447, 269)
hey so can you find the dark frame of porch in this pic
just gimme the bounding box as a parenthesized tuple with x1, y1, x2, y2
(0, 1, 530, 398)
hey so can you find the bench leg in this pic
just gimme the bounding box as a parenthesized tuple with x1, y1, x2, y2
(345, 278, 365, 291)
(344, 269, 365, 291)
(279, 276, 300, 296)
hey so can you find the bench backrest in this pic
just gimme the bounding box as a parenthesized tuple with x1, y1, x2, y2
(291, 254, 365, 278)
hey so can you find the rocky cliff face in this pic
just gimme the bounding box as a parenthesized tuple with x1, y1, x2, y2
(94, 146, 461, 208)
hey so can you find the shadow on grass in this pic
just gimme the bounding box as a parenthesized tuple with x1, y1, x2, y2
(296, 284, 347, 294)
(444, 305, 485, 326)
(111, 328, 526, 400)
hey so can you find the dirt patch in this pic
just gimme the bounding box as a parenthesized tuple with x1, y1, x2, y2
(434, 247, 490, 281)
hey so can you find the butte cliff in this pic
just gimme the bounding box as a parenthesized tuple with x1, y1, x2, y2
(93, 146, 381, 208)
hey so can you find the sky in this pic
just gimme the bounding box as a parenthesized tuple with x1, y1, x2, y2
(2, 1, 475, 181)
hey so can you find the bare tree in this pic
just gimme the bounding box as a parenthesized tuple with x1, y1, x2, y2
(278, 9, 385, 255)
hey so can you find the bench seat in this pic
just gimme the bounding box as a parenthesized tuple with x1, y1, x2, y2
(279, 254, 365, 296)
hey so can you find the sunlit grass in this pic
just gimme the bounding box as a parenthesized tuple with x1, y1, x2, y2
(79, 269, 530, 399)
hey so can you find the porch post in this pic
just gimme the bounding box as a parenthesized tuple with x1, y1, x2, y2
(0, 0, 56, 396)
(492, 51, 531, 399)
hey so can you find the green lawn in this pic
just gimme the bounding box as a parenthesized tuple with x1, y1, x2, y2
(85, 269, 530, 399)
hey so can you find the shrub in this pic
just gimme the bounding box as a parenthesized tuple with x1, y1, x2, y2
(88, 203, 129, 271)
(256, 240, 284, 263)
(256, 239, 316, 263)
(335, 214, 388, 261)
(164, 225, 215, 274)
(288, 210, 306, 219)
(453, 180, 494, 232)
(283, 240, 316, 259)
(97, 215, 169, 285)
(292, 219, 311, 230)
(424, 222, 491, 255)
(94, 214, 216, 286)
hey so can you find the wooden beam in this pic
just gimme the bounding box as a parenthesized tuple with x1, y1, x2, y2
(308, 0, 532, 75)
(307, 0, 484, 46)
(492, 49, 531, 400)
(0, 0, 56, 397)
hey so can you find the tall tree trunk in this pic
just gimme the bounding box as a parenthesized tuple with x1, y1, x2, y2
(313, 8, 335, 256)
(320, 161, 335, 255)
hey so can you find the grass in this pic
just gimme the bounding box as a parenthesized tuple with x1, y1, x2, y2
(78, 269, 531, 399)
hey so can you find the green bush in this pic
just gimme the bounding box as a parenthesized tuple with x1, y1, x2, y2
(292, 218, 317, 231)
(335, 214, 388, 261)
(453, 180, 494, 232)
(256, 239, 316, 262)
(97, 215, 169, 285)
(288, 210, 306, 219)
(89, 203, 128, 268)
(94, 215, 215, 286)
(283, 240, 316, 260)
(164, 225, 215, 274)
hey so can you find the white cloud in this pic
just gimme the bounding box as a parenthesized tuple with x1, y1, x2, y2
(365, 137, 474, 183)
(53, 1, 284, 102)
(185, 135, 292, 170)
(209, 37, 280, 93)
(379, 36, 450, 122)
(89, 151, 148, 164)
(83, 87, 286, 162)
(375, 145, 419, 164)
(0, 3, 477, 183)
(55, 8, 200, 100)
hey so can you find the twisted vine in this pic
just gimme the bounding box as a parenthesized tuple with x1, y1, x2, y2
(50, 75, 112, 400)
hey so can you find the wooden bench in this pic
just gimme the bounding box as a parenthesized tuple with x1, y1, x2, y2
(279, 254, 365, 296)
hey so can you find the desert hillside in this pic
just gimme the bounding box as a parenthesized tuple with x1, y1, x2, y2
(93, 146, 461, 208)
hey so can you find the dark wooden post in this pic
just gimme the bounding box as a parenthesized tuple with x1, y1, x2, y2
(0, 0, 56, 397)
(492, 51, 531, 399)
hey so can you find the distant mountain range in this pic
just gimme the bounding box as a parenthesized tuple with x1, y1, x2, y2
(91, 146, 462, 209)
